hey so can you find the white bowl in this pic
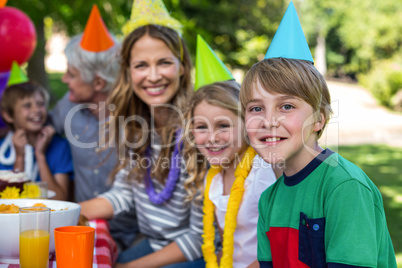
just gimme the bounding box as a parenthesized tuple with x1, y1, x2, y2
(0, 199, 80, 262)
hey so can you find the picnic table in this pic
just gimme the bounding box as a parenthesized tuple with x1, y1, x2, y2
(0, 219, 118, 268)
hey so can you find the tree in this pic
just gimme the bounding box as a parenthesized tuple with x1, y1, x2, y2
(7, 0, 287, 87)
(300, 0, 402, 79)
(7, 0, 402, 85)
(7, 0, 130, 89)
(171, 0, 284, 70)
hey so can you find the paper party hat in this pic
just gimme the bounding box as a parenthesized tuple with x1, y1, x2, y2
(122, 0, 182, 36)
(7, 61, 28, 86)
(0, 0, 8, 8)
(194, 35, 234, 91)
(80, 5, 114, 52)
(265, 1, 313, 63)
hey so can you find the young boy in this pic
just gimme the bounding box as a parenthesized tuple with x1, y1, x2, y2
(0, 82, 74, 200)
(240, 1, 397, 266)
(240, 57, 397, 267)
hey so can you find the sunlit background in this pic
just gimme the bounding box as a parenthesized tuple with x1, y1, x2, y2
(4, 0, 402, 265)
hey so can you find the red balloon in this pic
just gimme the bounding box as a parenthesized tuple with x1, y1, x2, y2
(0, 7, 37, 72)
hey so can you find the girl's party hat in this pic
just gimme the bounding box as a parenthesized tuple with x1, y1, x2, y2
(195, 35, 234, 91)
(7, 61, 28, 86)
(264, 1, 313, 63)
(122, 0, 182, 36)
(80, 5, 114, 52)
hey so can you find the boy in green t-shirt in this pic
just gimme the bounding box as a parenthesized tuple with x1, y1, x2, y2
(239, 2, 397, 267)
(241, 57, 397, 268)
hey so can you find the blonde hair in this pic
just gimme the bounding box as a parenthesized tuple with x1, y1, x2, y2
(240, 58, 332, 138)
(107, 25, 192, 184)
(183, 80, 242, 201)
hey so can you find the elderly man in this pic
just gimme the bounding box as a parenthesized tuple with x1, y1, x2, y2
(49, 5, 138, 251)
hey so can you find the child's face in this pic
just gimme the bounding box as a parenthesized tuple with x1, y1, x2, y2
(9, 92, 47, 133)
(129, 34, 183, 108)
(244, 82, 324, 175)
(62, 65, 95, 103)
(191, 100, 247, 168)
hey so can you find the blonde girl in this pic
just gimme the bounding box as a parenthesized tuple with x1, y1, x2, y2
(184, 80, 277, 268)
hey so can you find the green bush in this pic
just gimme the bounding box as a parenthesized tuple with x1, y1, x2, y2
(359, 50, 402, 108)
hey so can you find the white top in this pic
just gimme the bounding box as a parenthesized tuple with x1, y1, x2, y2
(209, 155, 276, 268)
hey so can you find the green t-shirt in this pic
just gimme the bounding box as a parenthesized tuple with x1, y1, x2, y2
(257, 150, 397, 267)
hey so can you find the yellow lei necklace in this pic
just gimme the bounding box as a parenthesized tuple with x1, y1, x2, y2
(202, 146, 257, 268)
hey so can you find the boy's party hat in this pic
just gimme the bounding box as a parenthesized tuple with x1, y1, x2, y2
(80, 5, 114, 52)
(7, 61, 28, 86)
(195, 35, 234, 91)
(265, 1, 313, 63)
(122, 0, 182, 36)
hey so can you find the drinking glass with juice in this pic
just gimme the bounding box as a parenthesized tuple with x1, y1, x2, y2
(19, 207, 50, 268)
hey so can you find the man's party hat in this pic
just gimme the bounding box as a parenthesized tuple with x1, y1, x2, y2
(265, 1, 313, 63)
(7, 61, 28, 86)
(80, 5, 114, 52)
(195, 35, 234, 91)
(0, 0, 8, 8)
(122, 0, 182, 36)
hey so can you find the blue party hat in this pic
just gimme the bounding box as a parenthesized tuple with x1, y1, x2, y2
(195, 35, 234, 91)
(265, 1, 313, 63)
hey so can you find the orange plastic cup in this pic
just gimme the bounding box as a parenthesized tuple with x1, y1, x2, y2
(54, 226, 95, 268)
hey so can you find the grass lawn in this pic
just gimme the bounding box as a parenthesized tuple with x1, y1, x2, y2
(335, 145, 402, 266)
(47, 73, 401, 265)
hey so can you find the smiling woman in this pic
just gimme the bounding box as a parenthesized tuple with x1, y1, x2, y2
(129, 35, 183, 107)
(79, 16, 206, 268)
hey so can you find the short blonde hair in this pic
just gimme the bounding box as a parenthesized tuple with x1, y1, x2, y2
(240, 58, 332, 138)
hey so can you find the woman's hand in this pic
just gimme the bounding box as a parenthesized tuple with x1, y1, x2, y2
(79, 198, 115, 220)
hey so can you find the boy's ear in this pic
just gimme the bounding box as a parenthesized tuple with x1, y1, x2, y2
(313, 112, 326, 132)
(1, 111, 14, 124)
(93, 76, 106, 92)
